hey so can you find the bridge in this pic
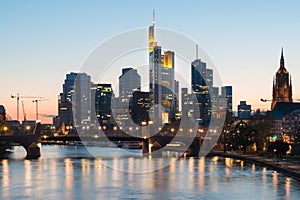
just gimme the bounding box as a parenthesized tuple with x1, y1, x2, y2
(43, 134, 203, 157)
(0, 123, 42, 159)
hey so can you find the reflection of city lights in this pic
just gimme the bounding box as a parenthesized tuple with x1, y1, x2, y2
(26, 126, 31, 130)
(3, 126, 8, 131)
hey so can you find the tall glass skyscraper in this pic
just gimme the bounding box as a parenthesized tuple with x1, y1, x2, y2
(191, 58, 211, 126)
(221, 86, 233, 113)
(149, 13, 175, 124)
(95, 84, 114, 128)
(58, 72, 91, 129)
(116, 68, 141, 127)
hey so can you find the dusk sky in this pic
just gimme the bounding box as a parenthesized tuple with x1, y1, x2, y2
(1, 0, 300, 123)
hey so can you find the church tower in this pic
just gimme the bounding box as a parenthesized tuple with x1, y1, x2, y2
(271, 48, 293, 109)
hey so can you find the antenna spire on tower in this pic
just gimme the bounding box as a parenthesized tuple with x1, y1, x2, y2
(196, 44, 199, 59)
(153, 9, 155, 26)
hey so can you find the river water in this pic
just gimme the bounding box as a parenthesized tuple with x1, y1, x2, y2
(0, 145, 300, 200)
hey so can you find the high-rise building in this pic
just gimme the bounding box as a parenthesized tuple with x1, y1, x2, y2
(117, 68, 141, 127)
(221, 86, 233, 113)
(238, 101, 251, 120)
(90, 83, 98, 126)
(95, 84, 114, 128)
(129, 91, 150, 125)
(271, 48, 293, 109)
(73, 73, 91, 126)
(58, 73, 77, 127)
(119, 68, 141, 99)
(181, 88, 195, 120)
(211, 87, 219, 118)
(148, 13, 175, 124)
(191, 58, 211, 126)
(58, 72, 91, 129)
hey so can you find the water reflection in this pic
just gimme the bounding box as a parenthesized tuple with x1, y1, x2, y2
(285, 178, 290, 199)
(273, 171, 278, 197)
(24, 160, 32, 197)
(0, 147, 300, 199)
(64, 158, 73, 199)
(1, 160, 9, 199)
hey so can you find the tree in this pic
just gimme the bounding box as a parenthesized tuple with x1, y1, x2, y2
(248, 110, 272, 154)
(231, 121, 256, 154)
(219, 111, 234, 153)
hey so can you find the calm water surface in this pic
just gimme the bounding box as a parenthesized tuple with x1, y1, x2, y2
(0, 145, 300, 200)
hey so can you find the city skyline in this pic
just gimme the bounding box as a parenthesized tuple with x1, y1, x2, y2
(1, 1, 300, 123)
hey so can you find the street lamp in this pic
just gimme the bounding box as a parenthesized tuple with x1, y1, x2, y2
(113, 126, 118, 136)
(136, 127, 139, 137)
(3, 126, 8, 133)
(26, 125, 31, 131)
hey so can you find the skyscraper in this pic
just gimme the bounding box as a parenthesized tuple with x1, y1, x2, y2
(191, 57, 211, 126)
(271, 48, 293, 109)
(148, 12, 175, 124)
(58, 72, 92, 129)
(221, 86, 233, 113)
(58, 72, 77, 127)
(119, 68, 141, 100)
(73, 73, 91, 126)
(129, 91, 150, 125)
(116, 68, 141, 127)
(95, 84, 114, 128)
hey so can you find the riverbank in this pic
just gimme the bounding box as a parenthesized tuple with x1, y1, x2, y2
(209, 151, 300, 181)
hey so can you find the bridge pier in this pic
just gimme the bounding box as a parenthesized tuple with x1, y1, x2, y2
(24, 142, 41, 159)
(142, 139, 149, 154)
(185, 137, 201, 157)
(142, 138, 163, 157)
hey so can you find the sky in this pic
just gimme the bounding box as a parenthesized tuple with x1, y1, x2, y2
(1, 0, 300, 123)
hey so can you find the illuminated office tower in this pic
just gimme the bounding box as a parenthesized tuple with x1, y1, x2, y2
(221, 86, 233, 113)
(95, 84, 114, 128)
(191, 57, 211, 126)
(149, 11, 175, 124)
(59, 72, 91, 127)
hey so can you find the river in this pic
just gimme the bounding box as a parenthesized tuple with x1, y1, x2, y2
(0, 145, 300, 199)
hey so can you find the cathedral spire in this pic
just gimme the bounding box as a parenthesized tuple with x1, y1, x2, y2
(272, 48, 293, 109)
(280, 47, 285, 70)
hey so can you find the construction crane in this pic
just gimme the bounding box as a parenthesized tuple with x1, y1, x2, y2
(32, 99, 49, 120)
(21, 100, 27, 122)
(11, 93, 45, 122)
(260, 98, 300, 102)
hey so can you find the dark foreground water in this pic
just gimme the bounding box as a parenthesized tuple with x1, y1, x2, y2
(0, 145, 300, 200)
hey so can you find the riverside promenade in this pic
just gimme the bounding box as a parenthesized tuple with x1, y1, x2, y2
(209, 151, 300, 181)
